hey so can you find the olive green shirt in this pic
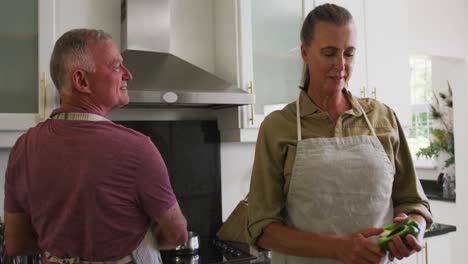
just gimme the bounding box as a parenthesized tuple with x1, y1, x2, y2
(246, 90, 432, 246)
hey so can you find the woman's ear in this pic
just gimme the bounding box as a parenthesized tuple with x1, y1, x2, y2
(70, 69, 91, 94)
(300, 44, 308, 61)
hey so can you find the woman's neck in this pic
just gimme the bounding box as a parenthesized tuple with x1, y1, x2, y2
(307, 88, 352, 124)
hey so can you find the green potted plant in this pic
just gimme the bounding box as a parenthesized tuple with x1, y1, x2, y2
(416, 82, 455, 197)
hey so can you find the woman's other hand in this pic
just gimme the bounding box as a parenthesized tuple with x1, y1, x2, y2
(387, 213, 426, 261)
(338, 227, 386, 264)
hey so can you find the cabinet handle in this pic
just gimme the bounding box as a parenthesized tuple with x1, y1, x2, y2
(41, 72, 47, 120)
(360, 86, 367, 97)
(248, 81, 254, 125)
(371, 86, 377, 99)
(424, 241, 428, 264)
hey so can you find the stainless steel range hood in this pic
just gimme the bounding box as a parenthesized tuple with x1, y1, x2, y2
(121, 0, 254, 109)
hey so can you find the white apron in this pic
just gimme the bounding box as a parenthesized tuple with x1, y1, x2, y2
(45, 112, 161, 264)
(271, 96, 394, 264)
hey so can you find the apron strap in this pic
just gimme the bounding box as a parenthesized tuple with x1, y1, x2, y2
(50, 112, 110, 122)
(355, 102, 377, 137)
(44, 252, 133, 264)
(296, 99, 302, 141)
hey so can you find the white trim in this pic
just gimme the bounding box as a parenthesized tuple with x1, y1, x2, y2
(413, 158, 437, 170)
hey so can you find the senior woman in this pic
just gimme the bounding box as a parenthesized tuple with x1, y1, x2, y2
(246, 4, 432, 264)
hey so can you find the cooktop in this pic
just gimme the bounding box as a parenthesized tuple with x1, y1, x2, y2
(161, 238, 256, 264)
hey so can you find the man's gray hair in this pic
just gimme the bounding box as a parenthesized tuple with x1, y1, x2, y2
(49, 28, 112, 91)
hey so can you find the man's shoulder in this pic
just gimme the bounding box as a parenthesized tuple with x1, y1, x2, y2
(105, 122, 152, 144)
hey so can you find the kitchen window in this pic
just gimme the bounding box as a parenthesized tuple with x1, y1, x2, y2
(407, 55, 435, 168)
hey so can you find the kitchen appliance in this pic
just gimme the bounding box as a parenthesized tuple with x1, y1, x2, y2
(161, 238, 256, 264)
(120, 0, 255, 108)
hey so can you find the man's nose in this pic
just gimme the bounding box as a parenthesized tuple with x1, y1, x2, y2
(122, 64, 133, 81)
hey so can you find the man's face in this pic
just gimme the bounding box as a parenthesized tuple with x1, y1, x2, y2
(301, 22, 356, 95)
(86, 39, 132, 112)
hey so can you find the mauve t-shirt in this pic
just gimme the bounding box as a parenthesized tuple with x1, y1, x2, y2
(4, 107, 176, 261)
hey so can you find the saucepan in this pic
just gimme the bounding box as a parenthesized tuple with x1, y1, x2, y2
(174, 231, 200, 255)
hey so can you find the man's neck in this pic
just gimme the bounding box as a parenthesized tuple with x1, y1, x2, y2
(60, 101, 107, 117)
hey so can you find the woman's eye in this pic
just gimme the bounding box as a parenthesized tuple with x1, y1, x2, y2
(345, 53, 355, 57)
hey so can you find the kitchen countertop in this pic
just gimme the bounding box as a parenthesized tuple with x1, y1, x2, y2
(420, 179, 456, 202)
(234, 222, 456, 263)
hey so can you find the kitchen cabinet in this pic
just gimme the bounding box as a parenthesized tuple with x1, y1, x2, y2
(216, 0, 411, 142)
(398, 233, 453, 264)
(215, 0, 305, 142)
(0, 0, 59, 147)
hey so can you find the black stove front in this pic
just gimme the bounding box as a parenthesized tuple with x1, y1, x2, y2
(161, 238, 256, 264)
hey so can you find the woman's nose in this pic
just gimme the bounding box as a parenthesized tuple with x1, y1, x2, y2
(333, 55, 346, 71)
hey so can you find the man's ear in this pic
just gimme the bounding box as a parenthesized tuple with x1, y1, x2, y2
(70, 69, 91, 94)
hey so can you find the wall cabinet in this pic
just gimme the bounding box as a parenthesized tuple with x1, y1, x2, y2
(215, 0, 305, 142)
(0, 0, 59, 147)
(216, 0, 411, 142)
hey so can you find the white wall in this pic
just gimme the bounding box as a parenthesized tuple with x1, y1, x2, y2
(55, 0, 121, 49)
(0, 150, 10, 214)
(452, 1, 468, 262)
(220, 142, 255, 220)
(409, 0, 465, 59)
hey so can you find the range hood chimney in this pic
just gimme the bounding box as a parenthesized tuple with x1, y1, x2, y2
(120, 0, 254, 108)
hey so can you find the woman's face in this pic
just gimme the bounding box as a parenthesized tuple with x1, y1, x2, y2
(301, 21, 357, 95)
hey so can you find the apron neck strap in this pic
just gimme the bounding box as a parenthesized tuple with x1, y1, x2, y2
(296, 98, 302, 141)
(50, 112, 110, 122)
(355, 102, 377, 137)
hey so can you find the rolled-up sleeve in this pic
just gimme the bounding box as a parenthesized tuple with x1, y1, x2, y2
(391, 112, 433, 226)
(246, 114, 287, 246)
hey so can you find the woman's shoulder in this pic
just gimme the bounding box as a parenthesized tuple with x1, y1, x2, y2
(262, 101, 297, 126)
(257, 101, 298, 141)
(356, 97, 398, 128)
(356, 97, 395, 115)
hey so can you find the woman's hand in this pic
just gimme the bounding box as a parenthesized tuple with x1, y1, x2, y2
(338, 227, 386, 264)
(387, 213, 426, 261)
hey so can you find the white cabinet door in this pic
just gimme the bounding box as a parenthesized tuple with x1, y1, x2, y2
(312, 0, 368, 98)
(392, 233, 453, 264)
(364, 0, 411, 126)
(0, 0, 58, 147)
(424, 234, 453, 264)
(216, 0, 305, 141)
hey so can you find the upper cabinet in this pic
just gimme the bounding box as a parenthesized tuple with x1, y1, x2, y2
(215, 0, 305, 141)
(216, 0, 411, 142)
(0, 0, 58, 142)
(313, 0, 411, 126)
